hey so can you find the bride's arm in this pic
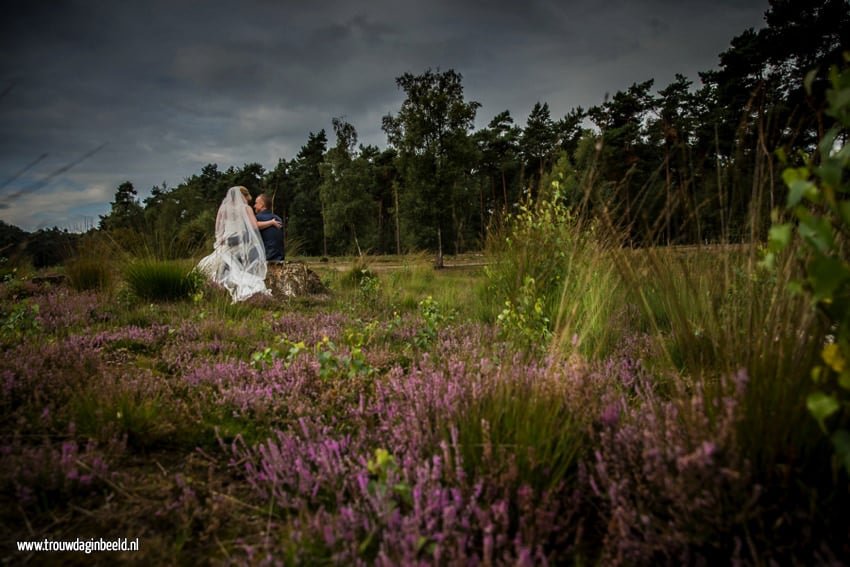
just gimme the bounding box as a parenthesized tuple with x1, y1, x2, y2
(257, 218, 281, 229)
(248, 206, 282, 230)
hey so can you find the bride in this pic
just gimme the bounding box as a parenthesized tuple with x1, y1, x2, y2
(197, 186, 279, 302)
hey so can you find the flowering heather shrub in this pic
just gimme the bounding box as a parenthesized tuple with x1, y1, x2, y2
(87, 324, 172, 354)
(232, 419, 583, 565)
(0, 335, 102, 429)
(0, 433, 121, 508)
(271, 312, 347, 345)
(32, 289, 106, 334)
(183, 357, 328, 428)
(236, 419, 358, 512)
(590, 370, 758, 564)
(226, 326, 619, 564)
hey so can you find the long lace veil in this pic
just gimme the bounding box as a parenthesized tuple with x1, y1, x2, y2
(197, 186, 269, 301)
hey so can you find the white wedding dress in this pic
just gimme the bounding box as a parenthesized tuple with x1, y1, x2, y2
(197, 186, 271, 302)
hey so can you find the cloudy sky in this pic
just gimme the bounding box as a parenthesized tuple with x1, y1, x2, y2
(0, 0, 769, 231)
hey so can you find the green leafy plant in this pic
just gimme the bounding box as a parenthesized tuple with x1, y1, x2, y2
(486, 176, 622, 358)
(414, 295, 453, 350)
(496, 275, 552, 356)
(1, 300, 40, 342)
(765, 58, 850, 471)
(315, 336, 373, 381)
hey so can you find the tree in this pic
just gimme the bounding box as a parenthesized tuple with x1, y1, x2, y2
(264, 158, 294, 233)
(555, 107, 588, 160)
(647, 74, 699, 243)
(382, 68, 480, 266)
(99, 181, 144, 231)
(587, 80, 658, 241)
(520, 102, 557, 198)
(0, 220, 27, 261)
(288, 131, 328, 256)
(319, 119, 379, 255)
(475, 110, 521, 221)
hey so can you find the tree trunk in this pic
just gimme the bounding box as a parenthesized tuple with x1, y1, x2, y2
(435, 226, 444, 269)
(501, 170, 508, 210)
(665, 145, 672, 246)
(393, 181, 401, 255)
(480, 182, 486, 244)
(352, 225, 362, 257)
(321, 204, 328, 258)
(451, 198, 459, 256)
(715, 122, 726, 242)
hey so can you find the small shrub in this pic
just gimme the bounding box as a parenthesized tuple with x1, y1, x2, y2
(65, 256, 112, 291)
(414, 295, 453, 350)
(123, 259, 202, 301)
(496, 275, 552, 357)
(486, 177, 622, 358)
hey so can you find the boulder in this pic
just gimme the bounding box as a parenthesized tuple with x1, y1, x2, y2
(265, 262, 328, 299)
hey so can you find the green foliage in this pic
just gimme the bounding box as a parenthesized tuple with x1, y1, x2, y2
(123, 259, 203, 302)
(256, 333, 373, 381)
(357, 270, 382, 306)
(99, 181, 145, 232)
(496, 275, 552, 356)
(486, 179, 621, 358)
(175, 209, 215, 257)
(319, 119, 381, 255)
(1, 300, 40, 342)
(383, 68, 481, 257)
(288, 131, 329, 256)
(414, 295, 453, 350)
(315, 336, 373, 381)
(621, 242, 823, 470)
(766, 59, 850, 471)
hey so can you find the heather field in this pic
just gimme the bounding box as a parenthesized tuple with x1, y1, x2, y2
(1, 230, 849, 565)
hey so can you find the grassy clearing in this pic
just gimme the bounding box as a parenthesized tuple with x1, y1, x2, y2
(0, 237, 845, 564)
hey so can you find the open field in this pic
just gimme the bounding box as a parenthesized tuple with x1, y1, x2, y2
(0, 242, 847, 565)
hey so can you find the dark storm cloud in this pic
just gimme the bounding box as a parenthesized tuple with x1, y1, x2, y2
(0, 0, 768, 230)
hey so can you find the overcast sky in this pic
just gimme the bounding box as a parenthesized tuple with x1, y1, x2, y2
(0, 0, 769, 232)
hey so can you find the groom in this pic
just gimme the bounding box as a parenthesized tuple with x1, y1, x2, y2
(253, 193, 285, 262)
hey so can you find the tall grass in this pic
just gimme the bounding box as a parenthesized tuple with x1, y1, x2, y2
(65, 256, 112, 292)
(452, 371, 586, 493)
(123, 259, 202, 301)
(612, 240, 825, 470)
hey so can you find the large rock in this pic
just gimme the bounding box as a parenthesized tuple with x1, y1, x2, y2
(265, 262, 328, 299)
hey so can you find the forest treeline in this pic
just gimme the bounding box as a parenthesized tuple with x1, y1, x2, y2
(3, 0, 848, 265)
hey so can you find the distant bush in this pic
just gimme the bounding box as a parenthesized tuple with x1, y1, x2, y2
(65, 256, 112, 291)
(123, 259, 202, 301)
(175, 209, 215, 257)
(339, 261, 377, 289)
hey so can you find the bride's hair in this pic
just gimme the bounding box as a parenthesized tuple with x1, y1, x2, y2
(238, 186, 251, 201)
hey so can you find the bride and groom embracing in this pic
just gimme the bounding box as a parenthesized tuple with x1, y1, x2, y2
(197, 186, 285, 302)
